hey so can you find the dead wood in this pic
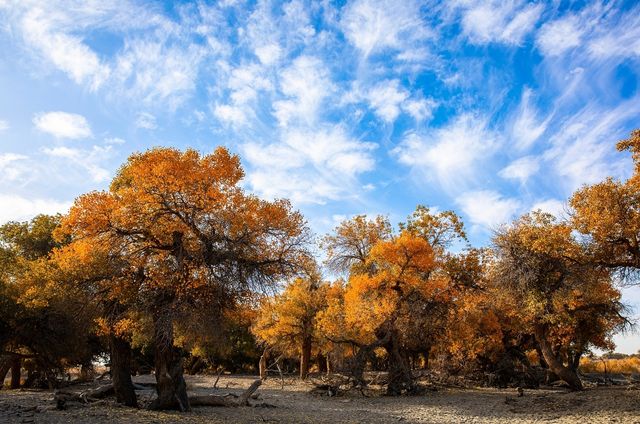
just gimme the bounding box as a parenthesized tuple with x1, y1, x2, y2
(189, 379, 263, 408)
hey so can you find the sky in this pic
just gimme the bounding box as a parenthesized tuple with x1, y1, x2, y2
(0, 0, 639, 352)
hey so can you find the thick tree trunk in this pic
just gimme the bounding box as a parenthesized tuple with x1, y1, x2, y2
(10, 357, 20, 389)
(300, 336, 312, 379)
(317, 353, 327, 374)
(384, 329, 415, 395)
(534, 325, 582, 390)
(109, 333, 137, 407)
(149, 311, 189, 411)
(0, 356, 11, 389)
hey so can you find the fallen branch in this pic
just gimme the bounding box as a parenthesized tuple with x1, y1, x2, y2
(189, 379, 263, 408)
(54, 384, 115, 409)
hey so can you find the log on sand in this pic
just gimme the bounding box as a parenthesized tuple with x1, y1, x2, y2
(54, 384, 115, 409)
(189, 379, 262, 407)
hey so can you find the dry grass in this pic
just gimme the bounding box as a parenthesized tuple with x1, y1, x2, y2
(580, 356, 640, 374)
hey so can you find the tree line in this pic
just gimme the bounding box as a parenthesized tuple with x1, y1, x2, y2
(1, 130, 639, 410)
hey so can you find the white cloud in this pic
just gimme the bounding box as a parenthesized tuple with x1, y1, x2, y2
(42, 145, 112, 182)
(254, 43, 282, 65)
(511, 88, 550, 150)
(135, 112, 157, 130)
(213, 104, 247, 126)
(402, 98, 437, 122)
(459, 1, 543, 45)
(242, 125, 376, 204)
(499, 156, 540, 183)
(393, 114, 499, 191)
(365, 80, 409, 123)
(0, 153, 29, 183)
(0, 194, 71, 224)
(456, 190, 521, 228)
(536, 15, 583, 57)
(341, 0, 431, 57)
(33, 112, 92, 139)
(531, 199, 566, 218)
(112, 38, 206, 107)
(543, 97, 640, 191)
(273, 56, 333, 127)
(19, 7, 110, 90)
(0, 119, 9, 131)
(104, 137, 125, 145)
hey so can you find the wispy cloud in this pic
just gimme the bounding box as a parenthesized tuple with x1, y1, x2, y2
(458, 0, 543, 46)
(135, 112, 157, 130)
(340, 0, 431, 58)
(393, 114, 499, 192)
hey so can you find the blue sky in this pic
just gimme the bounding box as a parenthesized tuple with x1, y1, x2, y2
(1, 0, 639, 352)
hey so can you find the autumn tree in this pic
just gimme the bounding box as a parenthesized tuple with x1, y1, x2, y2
(491, 212, 627, 390)
(570, 129, 640, 281)
(57, 147, 310, 410)
(0, 215, 98, 389)
(319, 208, 469, 394)
(252, 276, 329, 379)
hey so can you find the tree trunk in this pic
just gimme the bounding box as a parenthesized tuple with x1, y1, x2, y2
(109, 333, 138, 407)
(259, 348, 268, 380)
(10, 357, 21, 389)
(569, 351, 582, 372)
(149, 311, 190, 411)
(317, 353, 327, 373)
(0, 356, 11, 389)
(534, 325, 582, 390)
(384, 329, 415, 395)
(300, 335, 312, 379)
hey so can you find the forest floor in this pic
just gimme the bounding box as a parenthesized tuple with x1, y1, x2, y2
(1, 374, 639, 423)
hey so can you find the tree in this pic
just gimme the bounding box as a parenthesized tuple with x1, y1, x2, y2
(57, 147, 310, 410)
(570, 130, 640, 280)
(321, 214, 392, 275)
(491, 212, 627, 390)
(252, 277, 328, 379)
(0, 215, 98, 389)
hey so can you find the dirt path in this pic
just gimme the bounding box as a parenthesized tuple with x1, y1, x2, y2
(1, 375, 639, 423)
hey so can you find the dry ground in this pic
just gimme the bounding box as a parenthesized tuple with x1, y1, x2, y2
(1, 374, 639, 423)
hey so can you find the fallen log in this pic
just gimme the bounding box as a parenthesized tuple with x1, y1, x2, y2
(189, 379, 263, 408)
(54, 384, 115, 409)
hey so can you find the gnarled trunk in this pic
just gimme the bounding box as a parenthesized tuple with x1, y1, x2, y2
(300, 335, 312, 379)
(0, 356, 12, 389)
(259, 348, 268, 380)
(317, 353, 327, 374)
(534, 325, 582, 390)
(10, 357, 20, 389)
(109, 333, 137, 407)
(149, 310, 189, 411)
(384, 329, 414, 395)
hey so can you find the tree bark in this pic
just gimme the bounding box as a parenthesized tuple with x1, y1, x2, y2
(384, 329, 415, 395)
(109, 333, 137, 407)
(317, 353, 327, 374)
(259, 348, 268, 380)
(0, 356, 11, 389)
(534, 325, 582, 390)
(149, 310, 190, 411)
(10, 357, 20, 389)
(300, 335, 312, 379)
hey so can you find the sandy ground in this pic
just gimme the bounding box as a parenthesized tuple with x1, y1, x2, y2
(1, 374, 639, 423)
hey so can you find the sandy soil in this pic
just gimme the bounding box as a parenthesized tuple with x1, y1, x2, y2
(1, 374, 639, 423)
